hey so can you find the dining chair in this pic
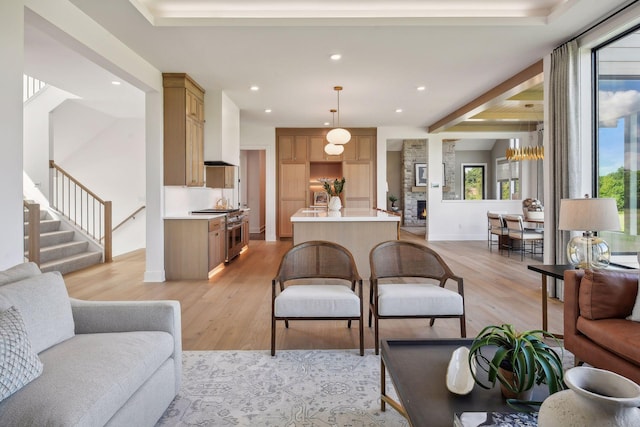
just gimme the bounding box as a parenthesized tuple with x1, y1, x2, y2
(487, 211, 508, 253)
(368, 240, 466, 355)
(271, 240, 364, 356)
(504, 214, 544, 260)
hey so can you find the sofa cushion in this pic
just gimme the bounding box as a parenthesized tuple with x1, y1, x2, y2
(0, 271, 74, 354)
(578, 270, 638, 320)
(0, 263, 41, 287)
(0, 331, 174, 427)
(0, 307, 43, 401)
(576, 317, 640, 366)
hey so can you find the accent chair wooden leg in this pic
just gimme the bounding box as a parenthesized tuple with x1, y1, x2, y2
(375, 316, 380, 355)
(347, 320, 352, 328)
(429, 317, 435, 327)
(359, 315, 364, 356)
(271, 317, 276, 356)
(460, 316, 467, 337)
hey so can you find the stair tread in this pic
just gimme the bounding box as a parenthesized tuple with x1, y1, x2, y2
(24, 240, 86, 254)
(39, 251, 102, 274)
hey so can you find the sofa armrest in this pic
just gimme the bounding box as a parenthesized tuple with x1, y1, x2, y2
(70, 298, 182, 391)
(564, 270, 585, 341)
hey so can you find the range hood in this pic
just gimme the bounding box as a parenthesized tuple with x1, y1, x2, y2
(205, 161, 236, 166)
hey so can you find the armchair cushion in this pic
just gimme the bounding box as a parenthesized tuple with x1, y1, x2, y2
(275, 284, 360, 317)
(0, 262, 40, 287)
(578, 270, 638, 320)
(576, 317, 640, 365)
(0, 272, 74, 354)
(0, 306, 43, 401)
(377, 283, 464, 316)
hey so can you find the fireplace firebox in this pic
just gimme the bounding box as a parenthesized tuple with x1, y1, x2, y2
(417, 200, 427, 220)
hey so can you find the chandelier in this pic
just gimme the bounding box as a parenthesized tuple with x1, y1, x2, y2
(326, 86, 351, 145)
(506, 122, 544, 161)
(324, 109, 345, 155)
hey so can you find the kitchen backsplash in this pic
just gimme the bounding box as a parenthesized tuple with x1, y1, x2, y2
(164, 186, 236, 216)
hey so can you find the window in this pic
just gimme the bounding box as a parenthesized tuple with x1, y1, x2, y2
(496, 157, 520, 200)
(594, 28, 640, 265)
(462, 164, 486, 200)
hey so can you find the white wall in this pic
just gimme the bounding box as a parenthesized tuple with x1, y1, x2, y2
(0, 1, 25, 269)
(23, 87, 78, 200)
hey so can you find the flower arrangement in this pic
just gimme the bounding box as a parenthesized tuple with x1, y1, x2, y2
(321, 177, 346, 197)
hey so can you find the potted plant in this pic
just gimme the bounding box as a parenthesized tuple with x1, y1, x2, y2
(388, 194, 399, 211)
(322, 177, 346, 211)
(468, 324, 565, 402)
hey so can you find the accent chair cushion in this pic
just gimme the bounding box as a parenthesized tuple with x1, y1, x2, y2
(0, 271, 75, 354)
(578, 270, 638, 320)
(0, 263, 41, 287)
(377, 283, 463, 317)
(0, 306, 43, 401)
(275, 284, 360, 318)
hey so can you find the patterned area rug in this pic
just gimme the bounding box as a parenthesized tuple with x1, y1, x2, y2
(157, 350, 409, 426)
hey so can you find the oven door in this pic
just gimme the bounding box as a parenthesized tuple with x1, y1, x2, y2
(226, 221, 243, 261)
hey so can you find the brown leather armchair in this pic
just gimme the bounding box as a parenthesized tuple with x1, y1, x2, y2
(564, 269, 640, 384)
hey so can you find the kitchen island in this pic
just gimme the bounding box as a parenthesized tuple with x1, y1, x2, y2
(291, 208, 401, 279)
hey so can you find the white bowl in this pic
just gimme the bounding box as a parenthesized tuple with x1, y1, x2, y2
(446, 346, 476, 395)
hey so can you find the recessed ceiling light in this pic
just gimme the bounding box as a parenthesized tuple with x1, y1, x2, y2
(250, 85, 259, 91)
(111, 81, 121, 86)
(417, 86, 426, 91)
(324, 122, 330, 126)
(395, 109, 403, 113)
(264, 109, 272, 113)
(330, 54, 342, 61)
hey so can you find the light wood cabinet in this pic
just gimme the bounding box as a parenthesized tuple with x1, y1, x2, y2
(279, 135, 308, 162)
(165, 217, 224, 280)
(278, 163, 307, 237)
(241, 215, 250, 248)
(309, 136, 342, 162)
(206, 166, 235, 189)
(343, 135, 373, 161)
(163, 73, 205, 187)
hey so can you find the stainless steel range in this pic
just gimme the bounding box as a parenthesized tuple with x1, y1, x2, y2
(190, 208, 246, 262)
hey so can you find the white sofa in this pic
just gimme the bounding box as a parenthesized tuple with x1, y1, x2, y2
(0, 262, 181, 426)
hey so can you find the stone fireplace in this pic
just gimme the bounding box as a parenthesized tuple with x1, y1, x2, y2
(402, 139, 427, 229)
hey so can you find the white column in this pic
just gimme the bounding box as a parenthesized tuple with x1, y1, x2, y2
(0, 1, 25, 269)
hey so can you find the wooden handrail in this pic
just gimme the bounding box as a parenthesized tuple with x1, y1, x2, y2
(110, 205, 146, 236)
(23, 201, 40, 266)
(49, 160, 112, 263)
(49, 160, 105, 203)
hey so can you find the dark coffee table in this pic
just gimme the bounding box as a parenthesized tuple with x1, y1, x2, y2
(380, 339, 546, 427)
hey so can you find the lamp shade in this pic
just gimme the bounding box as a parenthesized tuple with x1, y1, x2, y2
(324, 143, 344, 155)
(558, 198, 620, 232)
(326, 127, 351, 145)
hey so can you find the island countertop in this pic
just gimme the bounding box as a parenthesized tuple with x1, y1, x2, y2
(291, 208, 401, 222)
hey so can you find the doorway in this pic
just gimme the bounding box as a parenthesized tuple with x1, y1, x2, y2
(240, 150, 266, 240)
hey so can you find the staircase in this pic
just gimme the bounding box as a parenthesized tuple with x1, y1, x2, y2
(24, 208, 102, 275)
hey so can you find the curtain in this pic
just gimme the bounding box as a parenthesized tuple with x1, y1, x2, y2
(547, 40, 581, 298)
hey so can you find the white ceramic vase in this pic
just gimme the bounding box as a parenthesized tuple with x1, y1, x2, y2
(538, 367, 640, 427)
(328, 196, 342, 211)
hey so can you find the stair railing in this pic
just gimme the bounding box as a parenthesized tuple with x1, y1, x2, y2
(23, 200, 41, 266)
(49, 160, 112, 262)
(101, 205, 146, 242)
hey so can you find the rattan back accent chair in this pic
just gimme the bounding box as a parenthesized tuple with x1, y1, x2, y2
(271, 240, 364, 356)
(369, 240, 466, 354)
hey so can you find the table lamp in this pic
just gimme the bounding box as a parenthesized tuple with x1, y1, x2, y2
(558, 197, 621, 269)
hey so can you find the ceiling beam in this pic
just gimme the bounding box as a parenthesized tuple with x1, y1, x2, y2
(427, 60, 543, 133)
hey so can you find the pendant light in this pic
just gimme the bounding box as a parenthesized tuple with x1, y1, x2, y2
(326, 86, 351, 145)
(324, 109, 344, 155)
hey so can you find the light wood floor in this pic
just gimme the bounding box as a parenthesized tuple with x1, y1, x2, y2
(63, 232, 564, 351)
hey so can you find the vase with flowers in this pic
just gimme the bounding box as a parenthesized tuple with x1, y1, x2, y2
(321, 177, 346, 211)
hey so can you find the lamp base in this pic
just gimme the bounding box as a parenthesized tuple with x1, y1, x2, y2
(566, 233, 611, 269)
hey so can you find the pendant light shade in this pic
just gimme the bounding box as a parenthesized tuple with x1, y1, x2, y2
(324, 143, 344, 155)
(326, 86, 351, 145)
(326, 128, 351, 145)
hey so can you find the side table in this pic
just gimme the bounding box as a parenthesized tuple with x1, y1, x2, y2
(527, 264, 575, 338)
